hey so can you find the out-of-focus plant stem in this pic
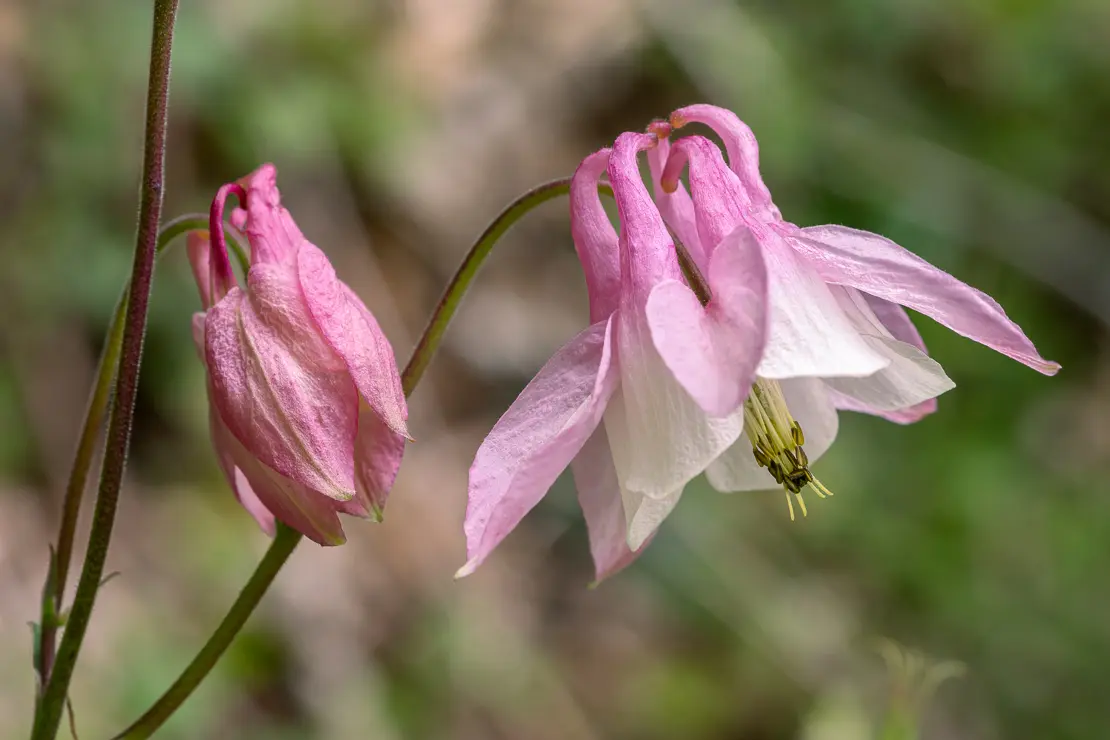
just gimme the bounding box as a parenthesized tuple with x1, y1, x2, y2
(111, 175, 609, 740)
(31, 2, 179, 737)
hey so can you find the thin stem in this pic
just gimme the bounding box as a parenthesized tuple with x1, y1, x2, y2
(35, 217, 238, 689)
(111, 526, 302, 740)
(402, 177, 579, 394)
(112, 176, 588, 740)
(32, 2, 179, 738)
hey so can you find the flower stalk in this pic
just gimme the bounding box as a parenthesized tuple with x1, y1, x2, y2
(32, 2, 179, 737)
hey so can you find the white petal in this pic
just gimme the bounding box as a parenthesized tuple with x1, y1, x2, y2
(756, 232, 889, 380)
(621, 483, 684, 551)
(706, 378, 838, 492)
(609, 315, 744, 498)
(824, 287, 955, 411)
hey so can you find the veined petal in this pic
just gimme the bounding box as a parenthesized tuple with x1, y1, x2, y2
(458, 318, 618, 577)
(670, 104, 775, 214)
(706, 377, 838, 492)
(822, 286, 955, 412)
(608, 316, 744, 498)
(571, 427, 648, 583)
(646, 223, 769, 417)
(298, 243, 410, 439)
(217, 409, 347, 545)
(791, 225, 1060, 375)
(610, 132, 684, 293)
(757, 231, 889, 379)
(205, 274, 358, 500)
(235, 164, 306, 265)
(661, 135, 748, 252)
(208, 403, 277, 536)
(345, 401, 407, 521)
(825, 388, 937, 425)
(647, 136, 707, 270)
(864, 294, 928, 351)
(621, 483, 683, 551)
(571, 149, 621, 322)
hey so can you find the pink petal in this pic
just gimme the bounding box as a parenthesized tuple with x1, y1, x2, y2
(345, 401, 407, 521)
(661, 135, 749, 254)
(791, 225, 1060, 375)
(458, 318, 618, 577)
(670, 104, 775, 216)
(570, 149, 621, 322)
(235, 164, 306, 265)
(208, 403, 277, 536)
(571, 427, 649, 583)
(205, 275, 359, 500)
(646, 136, 707, 270)
(646, 223, 769, 417)
(298, 243, 410, 439)
(216, 407, 347, 545)
(609, 132, 684, 293)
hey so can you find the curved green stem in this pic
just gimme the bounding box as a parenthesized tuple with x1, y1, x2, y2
(401, 177, 576, 394)
(34, 215, 219, 695)
(112, 175, 586, 740)
(32, 3, 180, 737)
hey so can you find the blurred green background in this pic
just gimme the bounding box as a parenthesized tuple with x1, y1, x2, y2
(1, 0, 1106, 738)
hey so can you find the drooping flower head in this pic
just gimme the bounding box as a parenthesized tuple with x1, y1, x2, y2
(188, 164, 409, 545)
(461, 105, 1058, 580)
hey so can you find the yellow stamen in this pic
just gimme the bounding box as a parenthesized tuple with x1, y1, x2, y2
(744, 377, 836, 519)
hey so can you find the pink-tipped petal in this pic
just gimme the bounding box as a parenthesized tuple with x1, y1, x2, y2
(662, 135, 750, 253)
(706, 378, 838, 492)
(646, 136, 707, 270)
(609, 132, 684, 292)
(791, 225, 1060, 375)
(205, 277, 358, 500)
(646, 223, 769, 417)
(757, 231, 890, 379)
(571, 149, 621, 322)
(821, 286, 955, 411)
(349, 401, 407, 520)
(235, 164, 305, 265)
(671, 104, 774, 213)
(216, 409, 347, 545)
(208, 405, 277, 536)
(458, 318, 618, 577)
(571, 427, 649, 583)
(297, 243, 409, 439)
(825, 388, 938, 425)
(187, 231, 234, 310)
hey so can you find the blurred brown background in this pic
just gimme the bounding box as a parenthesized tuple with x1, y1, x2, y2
(1, 0, 1107, 737)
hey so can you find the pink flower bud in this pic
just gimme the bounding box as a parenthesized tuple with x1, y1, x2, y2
(189, 164, 408, 545)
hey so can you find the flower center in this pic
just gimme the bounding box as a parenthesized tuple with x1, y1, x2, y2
(743, 378, 835, 520)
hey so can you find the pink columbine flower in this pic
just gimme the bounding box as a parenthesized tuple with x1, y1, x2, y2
(188, 164, 409, 545)
(641, 104, 1058, 515)
(460, 133, 751, 581)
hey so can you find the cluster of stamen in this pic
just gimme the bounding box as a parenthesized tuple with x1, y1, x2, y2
(744, 379, 835, 520)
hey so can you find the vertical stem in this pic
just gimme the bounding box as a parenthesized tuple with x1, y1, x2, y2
(32, 2, 179, 737)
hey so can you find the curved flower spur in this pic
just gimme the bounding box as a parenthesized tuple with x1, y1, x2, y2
(645, 104, 1059, 516)
(188, 164, 409, 545)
